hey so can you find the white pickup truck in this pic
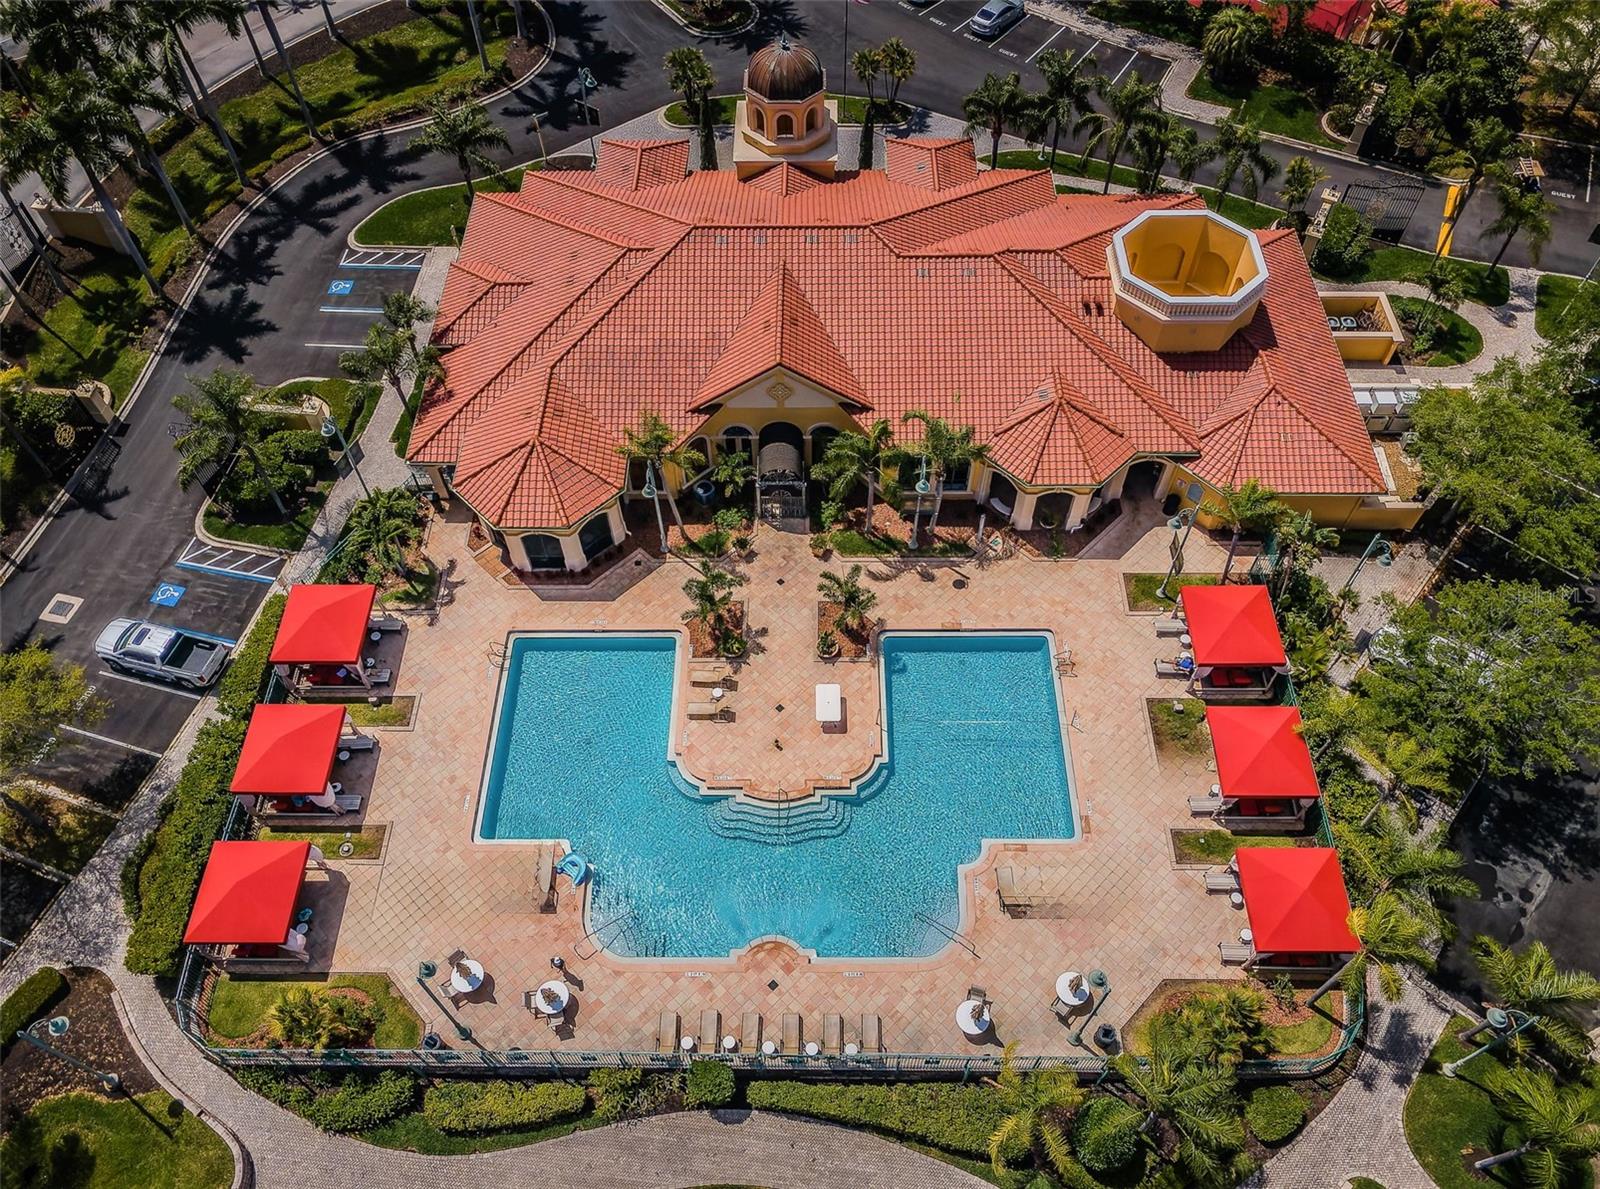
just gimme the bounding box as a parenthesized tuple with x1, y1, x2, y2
(94, 619, 232, 689)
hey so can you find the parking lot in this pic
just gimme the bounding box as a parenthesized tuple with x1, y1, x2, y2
(894, 0, 1171, 88)
(301, 247, 426, 355)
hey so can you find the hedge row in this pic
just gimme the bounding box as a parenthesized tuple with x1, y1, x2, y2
(236, 1069, 417, 1133)
(745, 1081, 1024, 1160)
(0, 967, 68, 1059)
(1246, 1085, 1307, 1145)
(421, 1080, 587, 1134)
(214, 593, 286, 720)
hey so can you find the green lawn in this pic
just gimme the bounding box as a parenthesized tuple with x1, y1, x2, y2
(342, 697, 417, 728)
(1315, 246, 1511, 307)
(1196, 188, 1285, 230)
(379, 566, 440, 608)
(256, 824, 386, 859)
(1390, 297, 1484, 366)
(13, 258, 153, 406)
(1125, 571, 1219, 611)
(203, 481, 329, 551)
(1404, 1017, 1530, 1189)
(992, 148, 1285, 228)
(271, 377, 380, 442)
(360, 1109, 604, 1154)
(354, 166, 532, 247)
(1186, 75, 1340, 149)
(658, 0, 754, 33)
(1268, 1008, 1338, 1056)
(205, 973, 422, 1048)
(816, 528, 967, 558)
(1172, 829, 1299, 865)
(1148, 698, 1211, 756)
(662, 93, 907, 128)
(127, 1, 521, 280)
(1535, 273, 1590, 337)
(0, 1091, 232, 1189)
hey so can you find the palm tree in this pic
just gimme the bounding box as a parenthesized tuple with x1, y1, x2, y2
(130, 0, 251, 189)
(899, 410, 988, 543)
(878, 37, 916, 110)
(1032, 48, 1097, 169)
(338, 488, 423, 583)
(616, 411, 704, 544)
(1160, 985, 1271, 1065)
(1352, 732, 1453, 825)
(269, 986, 327, 1047)
(817, 565, 878, 636)
(1201, 6, 1266, 84)
(1271, 509, 1338, 604)
(340, 323, 410, 400)
(381, 291, 436, 358)
(1196, 116, 1279, 212)
(172, 368, 288, 517)
(1079, 75, 1161, 194)
(962, 72, 1026, 169)
(1308, 893, 1436, 1006)
(1471, 936, 1600, 1060)
(0, 70, 162, 297)
(812, 419, 897, 529)
(1112, 1029, 1244, 1184)
(413, 96, 510, 197)
(100, 55, 200, 236)
(681, 558, 746, 644)
(1200, 479, 1283, 581)
(1486, 164, 1555, 267)
(664, 46, 715, 167)
(1278, 155, 1328, 234)
(985, 1042, 1086, 1178)
(1334, 807, 1475, 934)
(463, 0, 490, 71)
(851, 45, 884, 108)
(1128, 111, 1200, 193)
(710, 448, 755, 506)
(1474, 1067, 1600, 1187)
(1431, 117, 1514, 263)
(254, 1, 318, 141)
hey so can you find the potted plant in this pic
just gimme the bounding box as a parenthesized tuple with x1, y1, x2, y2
(719, 633, 748, 659)
(731, 531, 753, 557)
(1037, 509, 1059, 531)
(817, 628, 839, 659)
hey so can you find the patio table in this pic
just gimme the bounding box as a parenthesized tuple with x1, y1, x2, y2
(1054, 971, 1091, 1008)
(955, 999, 991, 1037)
(532, 979, 569, 1015)
(450, 958, 485, 994)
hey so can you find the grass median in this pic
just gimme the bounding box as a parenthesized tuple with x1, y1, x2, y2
(354, 165, 531, 247)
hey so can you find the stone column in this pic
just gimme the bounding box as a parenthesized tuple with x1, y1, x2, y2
(1011, 491, 1039, 531)
(558, 532, 588, 572)
(1301, 187, 1341, 264)
(605, 501, 625, 546)
(423, 465, 451, 502)
(1066, 490, 1092, 530)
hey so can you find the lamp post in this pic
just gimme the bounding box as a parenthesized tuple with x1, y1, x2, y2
(528, 110, 548, 163)
(1155, 508, 1197, 601)
(416, 961, 472, 1042)
(910, 456, 930, 548)
(321, 416, 370, 497)
(1341, 534, 1392, 593)
(1068, 970, 1111, 1048)
(642, 462, 667, 551)
(16, 1016, 121, 1091)
(577, 66, 599, 165)
(1443, 1007, 1535, 1078)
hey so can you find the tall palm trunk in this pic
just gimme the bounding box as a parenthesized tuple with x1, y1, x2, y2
(459, 155, 477, 196)
(1473, 1144, 1533, 1173)
(318, 0, 338, 39)
(237, 438, 290, 517)
(1491, 228, 1517, 268)
(137, 137, 198, 235)
(929, 477, 946, 534)
(256, 3, 318, 141)
(1308, 955, 1354, 1005)
(988, 123, 1001, 168)
(1221, 528, 1242, 581)
(465, 0, 490, 72)
(865, 468, 877, 526)
(511, 0, 529, 42)
(85, 172, 161, 298)
(241, 15, 270, 80)
(173, 39, 248, 187)
(1049, 119, 1062, 167)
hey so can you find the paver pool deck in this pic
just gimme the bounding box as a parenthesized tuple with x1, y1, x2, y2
(280, 508, 1252, 1057)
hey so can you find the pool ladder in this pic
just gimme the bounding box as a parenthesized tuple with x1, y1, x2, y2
(914, 911, 979, 958)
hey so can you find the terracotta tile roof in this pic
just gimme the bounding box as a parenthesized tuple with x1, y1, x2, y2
(414, 137, 1382, 527)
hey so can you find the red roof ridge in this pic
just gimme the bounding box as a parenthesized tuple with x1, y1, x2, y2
(871, 170, 1058, 253)
(594, 137, 691, 191)
(745, 162, 826, 196)
(502, 178, 685, 247)
(990, 373, 1134, 485)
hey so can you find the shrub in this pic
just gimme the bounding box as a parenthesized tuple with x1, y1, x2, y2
(1245, 1085, 1307, 1145)
(1312, 204, 1374, 278)
(421, 1080, 587, 1134)
(119, 830, 156, 920)
(123, 717, 248, 976)
(1072, 1096, 1144, 1174)
(215, 593, 287, 720)
(588, 1067, 645, 1122)
(712, 507, 746, 533)
(235, 1069, 416, 1132)
(0, 967, 68, 1059)
(685, 1059, 735, 1108)
(744, 1081, 1022, 1160)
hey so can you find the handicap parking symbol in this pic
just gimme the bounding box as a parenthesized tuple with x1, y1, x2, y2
(327, 278, 355, 296)
(150, 582, 186, 607)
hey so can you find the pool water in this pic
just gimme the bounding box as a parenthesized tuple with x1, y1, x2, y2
(479, 632, 1076, 958)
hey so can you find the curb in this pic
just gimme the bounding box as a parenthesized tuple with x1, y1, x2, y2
(647, 0, 760, 38)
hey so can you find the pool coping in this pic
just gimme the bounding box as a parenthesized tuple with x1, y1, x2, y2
(471, 627, 1082, 967)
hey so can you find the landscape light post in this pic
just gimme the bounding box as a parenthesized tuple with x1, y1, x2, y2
(1443, 1007, 1535, 1078)
(1155, 508, 1196, 602)
(1341, 534, 1392, 593)
(910, 456, 930, 548)
(16, 1016, 120, 1091)
(321, 416, 369, 497)
(577, 66, 599, 165)
(1068, 970, 1111, 1048)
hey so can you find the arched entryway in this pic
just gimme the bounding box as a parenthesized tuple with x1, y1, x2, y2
(807, 424, 839, 469)
(757, 422, 806, 528)
(1122, 460, 1165, 502)
(521, 532, 565, 570)
(578, 512, 616, 561)
(986, 472, 1019, 518)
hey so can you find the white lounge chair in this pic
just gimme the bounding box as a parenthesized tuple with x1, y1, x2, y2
(1204, 870, 1241, 893)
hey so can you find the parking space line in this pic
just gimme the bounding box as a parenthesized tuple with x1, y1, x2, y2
(338, 248, 426, 270)
(908, 0, 947, 9)
(318, 305, 386, 315)
(57, 723, 167, 756)
(987, 17, 1030, 46)
(1025, 23, 1068, 63)
(1071, 39, 1101, 69)
(1110, 49, 1139, 84)
(175, 538, 284, 584)
(96, 669, 205, 699)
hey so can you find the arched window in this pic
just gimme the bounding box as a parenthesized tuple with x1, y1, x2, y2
(805, 106, 818, 133)
(721, 425, 753, 456)
(754, 107, 766, 135)
(521, 533, 564, 570)
(775, 113, 794, 138)
(577, 513, 616, 562)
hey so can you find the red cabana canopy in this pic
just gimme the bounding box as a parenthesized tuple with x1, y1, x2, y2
(270, 584, 376, 666)
(1181, 585, 1287, 667)
(1208, 706, 1321, 800)
(231, 704, 347, 796)
(1236, 847, 1358, 954)
(183, 840, 311, 945)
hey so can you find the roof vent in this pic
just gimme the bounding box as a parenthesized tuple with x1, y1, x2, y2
(753, 232, 766, 244)
(806, 233, 819, 244)
(917, 266, 929, 278)
(716, 233, 729, 245)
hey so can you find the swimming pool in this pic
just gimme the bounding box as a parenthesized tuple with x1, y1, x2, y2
(477, 631, 1077, 959)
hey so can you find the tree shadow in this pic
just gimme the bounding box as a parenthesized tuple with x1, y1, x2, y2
(723, 0, 808, 53)
(163, 286, 278, 366)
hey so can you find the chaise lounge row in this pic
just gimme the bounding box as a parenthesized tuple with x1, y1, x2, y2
(656, 1010, 884, 1056)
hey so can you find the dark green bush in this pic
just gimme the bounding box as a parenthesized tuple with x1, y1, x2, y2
(119, 830, 156, 919)
(1245, 1085, 1307, 1145)
(123, 717, 247, 976)
(215, 593, 287, 720)
(588, 1067, 645, 1122)
(421, 1080, 587, 1134)
(235, 1069, 416, 1132)
(0, 967, 68, 1059)
(685, 1060, 735, 1108)
(1312, 205, 1375, 278)
(745, 1081, 1022, 1160)
(1071, 1096, 1144, 1174)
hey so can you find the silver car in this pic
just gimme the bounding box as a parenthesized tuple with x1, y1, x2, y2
(970, 0, 1026, 37)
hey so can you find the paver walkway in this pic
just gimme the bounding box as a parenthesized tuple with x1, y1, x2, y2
(1252, 977, 1451, 1189)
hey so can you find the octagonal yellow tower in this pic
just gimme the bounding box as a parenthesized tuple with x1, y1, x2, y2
(1108, 209, 1268, 352)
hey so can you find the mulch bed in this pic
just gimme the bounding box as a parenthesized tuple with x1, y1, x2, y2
(1, 968, 159, 1126)
(1125, 978, 1348, 1063)
(817, 601, 870, 659)
(687, 602, 746, 659)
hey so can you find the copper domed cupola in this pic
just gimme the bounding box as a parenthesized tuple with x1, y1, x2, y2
(734, 34, 839, 179)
